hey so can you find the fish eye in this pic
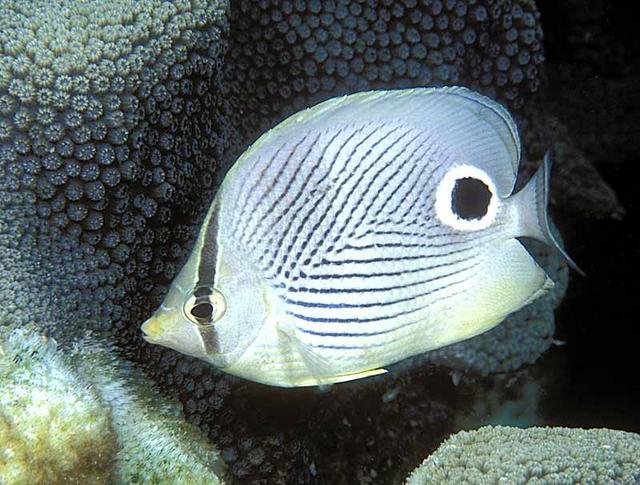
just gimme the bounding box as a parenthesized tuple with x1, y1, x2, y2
(183, 286, 227, 325)
(435, 165, 498, 231)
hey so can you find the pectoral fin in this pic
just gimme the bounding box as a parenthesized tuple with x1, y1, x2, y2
(278, 320, 388, 387)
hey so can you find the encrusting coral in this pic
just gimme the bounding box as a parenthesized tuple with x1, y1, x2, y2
(76, 341, 227, 484)
(405, 425, 640, 484)
(0, 0, 625, 483)
(0, 326, 226, 485)
(223, 0, 545, 132)
(0, 327, 117, 484)
(0, 0, 231, 337)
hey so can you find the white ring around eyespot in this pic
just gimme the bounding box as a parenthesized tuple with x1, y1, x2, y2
(434, 164, 498, 231)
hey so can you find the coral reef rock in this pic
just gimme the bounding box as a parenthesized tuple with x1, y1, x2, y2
(406, 425, 640, 485)
(0, 326, 226, 485)
(0, 0, 232, 339)
(1, 327, 117, 484)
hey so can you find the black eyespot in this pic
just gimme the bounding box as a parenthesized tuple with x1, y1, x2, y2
(451, 177, 492, 220)
(190, 302, 213, 320)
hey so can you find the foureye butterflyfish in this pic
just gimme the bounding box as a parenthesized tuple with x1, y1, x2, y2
(141, 86, 580, 388)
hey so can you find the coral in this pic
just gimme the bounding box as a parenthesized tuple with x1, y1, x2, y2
(0, 326, 225, 485)
(0, 0, 231, 339)
(224, 0, 545, 137)
(405, 425, 640, 484)
(71, 340, 226, 485)
(0, 327, 117, 484)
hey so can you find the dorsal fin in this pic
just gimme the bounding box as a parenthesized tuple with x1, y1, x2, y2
(244, 87, 521, 197)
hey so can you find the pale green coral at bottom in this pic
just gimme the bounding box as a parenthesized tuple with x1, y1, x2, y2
(68, 339, 226, 484)
(0, 328, 117, 484)
(0, 326, 225, 485)
(406, 425, 640, 485)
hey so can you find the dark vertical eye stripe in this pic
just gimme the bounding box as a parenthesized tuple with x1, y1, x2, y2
(199, 326, 220, 354)
(197, 198, 220, 288)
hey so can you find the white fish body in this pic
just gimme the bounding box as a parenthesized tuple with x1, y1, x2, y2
(141, 87, 578, 387)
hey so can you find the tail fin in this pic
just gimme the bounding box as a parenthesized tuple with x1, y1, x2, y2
(513, 151, 585, 276)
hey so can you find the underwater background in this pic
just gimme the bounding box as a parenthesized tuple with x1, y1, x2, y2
(0, 0, 639, 484)
(537, 0, 640, 434)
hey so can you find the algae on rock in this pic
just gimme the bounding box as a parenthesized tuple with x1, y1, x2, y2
(0, 328, 117, 484)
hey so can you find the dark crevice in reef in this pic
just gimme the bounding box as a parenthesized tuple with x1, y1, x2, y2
(534, 0, 640, 437)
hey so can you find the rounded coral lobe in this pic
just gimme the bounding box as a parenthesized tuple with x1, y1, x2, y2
(0, 0, 230, 338)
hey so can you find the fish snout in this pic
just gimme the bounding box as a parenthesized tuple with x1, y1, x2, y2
(140, 310, 210, 358)
(141, 313, 166, 343)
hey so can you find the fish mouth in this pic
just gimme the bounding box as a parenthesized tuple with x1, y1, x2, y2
(141, 332, 156, 344)
(140, 313, 211, 359)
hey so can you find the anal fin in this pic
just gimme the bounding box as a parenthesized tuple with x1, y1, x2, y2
(329, 367, 388, 385)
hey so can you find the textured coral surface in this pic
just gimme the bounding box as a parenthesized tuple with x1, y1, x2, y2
(0, 1, 232, 359)
(0, 327, 226, 485)
(0, 328, 117, 484)
(406, 425, 640, 484)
